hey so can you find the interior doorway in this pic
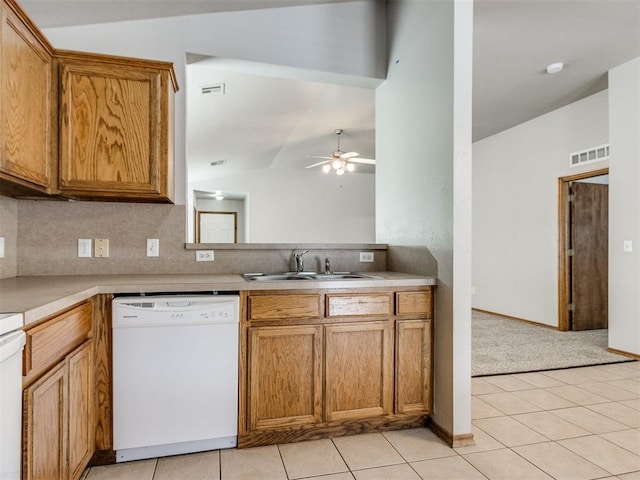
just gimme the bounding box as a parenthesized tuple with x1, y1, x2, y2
(558, 168, 609, 331)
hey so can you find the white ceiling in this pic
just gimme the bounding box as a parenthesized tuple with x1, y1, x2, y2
(20, 0, 640, 177)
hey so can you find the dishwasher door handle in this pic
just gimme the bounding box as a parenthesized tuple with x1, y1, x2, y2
(166, 301, 191, 308)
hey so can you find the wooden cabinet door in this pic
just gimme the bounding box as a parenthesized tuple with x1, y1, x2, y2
(23, 362, 68, 480)
(58, 54, 175, 202)
(0, 0, 52, 192)
(325, 321, 393, 422)
(67, 340, 94, 480)
(395, 319, 432, 414)
(248, 325, 323, 430)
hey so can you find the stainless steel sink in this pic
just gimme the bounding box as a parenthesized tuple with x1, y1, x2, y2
(242, 272, 376, 282)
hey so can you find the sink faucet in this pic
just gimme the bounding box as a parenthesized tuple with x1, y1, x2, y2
(325, 257, 331, 274)
(294, 250, 309, 273)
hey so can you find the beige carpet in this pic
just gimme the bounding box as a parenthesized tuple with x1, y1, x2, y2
(472, 310, 632, 377)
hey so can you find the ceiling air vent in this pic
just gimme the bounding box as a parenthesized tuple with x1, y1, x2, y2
(201, 83, 225, 96)
(210, 159, 227, 167)
(569, 143, 609, 168)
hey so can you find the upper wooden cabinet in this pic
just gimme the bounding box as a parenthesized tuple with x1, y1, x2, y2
(0, 0, 54, 195)
(55, 51, 177, 202)
(0, 0, 178, 202)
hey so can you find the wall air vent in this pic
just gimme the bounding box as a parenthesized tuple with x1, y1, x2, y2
(569, 143, 609, 168)
(210, 160, 227, 167)
(201, 83, 225, 96)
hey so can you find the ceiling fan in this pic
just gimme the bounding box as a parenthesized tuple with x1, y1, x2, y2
(306, 129, 376, 175)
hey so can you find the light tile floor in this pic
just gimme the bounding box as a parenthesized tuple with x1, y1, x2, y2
(83, 361, 640, 480)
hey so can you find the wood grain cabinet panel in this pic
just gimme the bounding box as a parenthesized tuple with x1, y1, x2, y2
(0, 0, 53, 193)
(326, 293, 393, 317)
(24, 301, 92, 383)
(325, 321, 393, 422)
(68, 341, 94, 480)
(395, 319, 432, 414)
(22, 301, 94, 480)
(57, 52, 177, 202)
(248, 294, 321, 321)
(396, 290, 432, 317)
(23, 362, 68, 480)
(248, 325, 323, 430)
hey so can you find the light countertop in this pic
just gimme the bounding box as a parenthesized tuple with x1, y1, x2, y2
(0, 273, 437, 326)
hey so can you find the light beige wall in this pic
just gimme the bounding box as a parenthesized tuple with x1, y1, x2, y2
(608, 57, 640, 356)
(376, 0, 473, 438)
(472, 91, 609, 326)
(15, 200, 385, 276)
(0, 196, 18, 279)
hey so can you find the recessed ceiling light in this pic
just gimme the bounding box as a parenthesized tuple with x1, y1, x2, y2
(546, 62, 564, 74)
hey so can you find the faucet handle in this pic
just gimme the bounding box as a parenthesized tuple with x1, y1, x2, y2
(294, 250, 309, 272)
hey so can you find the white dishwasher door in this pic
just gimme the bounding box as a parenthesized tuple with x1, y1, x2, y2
(112, 295, 239, 462)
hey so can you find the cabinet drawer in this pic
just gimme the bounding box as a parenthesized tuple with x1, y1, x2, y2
(248, 294, 321, 321)
(326, 293, 393, 317)
(24, 302, 92, 380)
(396, 290, 432, 317)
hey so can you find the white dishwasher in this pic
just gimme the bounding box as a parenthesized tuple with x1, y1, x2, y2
(112, 294, 239, 463)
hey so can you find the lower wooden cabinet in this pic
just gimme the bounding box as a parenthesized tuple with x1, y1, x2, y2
(248, 325, 322, 430)
(395, 319, 432, 414)
(241, 287, 434, 447)
(325, 321, 393, 422)
(23, 362, 67, 480)
(67, 340, 94, 480)
(23, 339, 93, 480)
(23, 340, 93, 480)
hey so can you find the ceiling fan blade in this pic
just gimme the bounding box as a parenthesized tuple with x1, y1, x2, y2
(306, 154, 333, 160)
(305, 160, 330, 169)
(350, 158, 376, 165)
(340, 151, 359, 159)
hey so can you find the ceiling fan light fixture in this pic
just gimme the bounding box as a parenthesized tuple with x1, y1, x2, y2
(331, 159, 343, 170)
(336, 168, 345, 175)
(322, 164, 331, 173)
(347, 163, 355, 172)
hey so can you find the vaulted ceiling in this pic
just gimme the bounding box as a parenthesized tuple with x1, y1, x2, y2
(21, 0, 640, 177)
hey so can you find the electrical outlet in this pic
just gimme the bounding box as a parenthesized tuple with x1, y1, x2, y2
(0, 237, 4, 258)
(146, 239, 159, 257)
(78, 239, 92, 258)
(94, 239, 109, 258)
(196, 250, 214, 262)
(359, 251, 374, 263)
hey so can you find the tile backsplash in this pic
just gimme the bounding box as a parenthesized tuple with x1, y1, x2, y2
(10, 199, 388, 276)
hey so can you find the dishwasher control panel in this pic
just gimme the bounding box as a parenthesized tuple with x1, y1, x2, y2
(112, 295, 239, 328)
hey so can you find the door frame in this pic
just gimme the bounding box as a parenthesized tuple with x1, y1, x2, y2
(195, 210, 238, 243)
(557, 167, 608, 331)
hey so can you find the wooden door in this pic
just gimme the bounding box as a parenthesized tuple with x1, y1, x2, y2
(325, 321, 393, 422)
(395, 319, 432, 414)
(0, 1, 52, 191)
(571, 182, 608, 330)
(248, 325, 323, 430)
(67, 341, 94, 480)
(23, 362, 68, 480)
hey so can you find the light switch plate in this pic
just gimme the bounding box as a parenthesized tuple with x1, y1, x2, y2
(146, 239, 159, 257)
(95, 239, 109, 257)
(623, 240, 633, 252)
(0, 237, 5, 258)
